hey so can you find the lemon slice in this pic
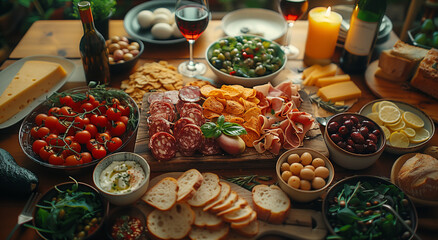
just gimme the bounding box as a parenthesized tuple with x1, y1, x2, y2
(380, 125, 391, 140)
(402, 111, 424, 129)
(372, 102, 381, 113)
(389, 119, 406, 132)
(389, 132, 410, 148)
(401, 127, 416, 138)
(378, 100, 398, 110)
(379, 105, 401, 124)
(410, 128, 430, 143)
(386, 117, 402, 127)
(366, 112, 384, 126)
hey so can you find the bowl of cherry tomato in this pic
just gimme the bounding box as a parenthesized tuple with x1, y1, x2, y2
(19, 85, 139, 170)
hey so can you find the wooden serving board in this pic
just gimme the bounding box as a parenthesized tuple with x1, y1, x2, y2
(137, 172, 327, 240)
(365, 60, 438, 123)
(134, 90, 329, 172)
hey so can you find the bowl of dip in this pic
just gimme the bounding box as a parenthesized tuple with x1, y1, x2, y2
(93, 152, 150, 206)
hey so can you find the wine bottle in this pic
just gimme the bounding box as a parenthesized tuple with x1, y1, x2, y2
(78, 1, 110, 85)
(340, 0, 387, 74)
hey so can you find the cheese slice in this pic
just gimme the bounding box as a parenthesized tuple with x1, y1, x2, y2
(0, 61, 67, 123)
(317, 81, 361, 102)
(302, 64, 321, 79)
(316, 74, 350, 87)
(303, 63, 337, 86)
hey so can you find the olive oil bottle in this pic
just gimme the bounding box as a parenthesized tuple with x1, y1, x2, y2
(78, 1, 110, 85)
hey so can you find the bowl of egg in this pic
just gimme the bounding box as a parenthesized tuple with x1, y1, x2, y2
(106, 36, 144, 74)
(276, 148, 334, 202)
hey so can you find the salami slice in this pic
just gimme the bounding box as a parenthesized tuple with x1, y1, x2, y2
(164, 90, 180, 105)
(148, 112, 172, 124)
(180, 102, 203, 115)
(149, 132, 177, 161)
(149, 101, 176, 122)
(148, 117, 172, 137)
(176, 124, 202, 153)
(173, 117, 196, 138)
(180, 108, 205, 126)
(199, 137, 222, 156)
(179, 150, 196, 157)
(148, 92, 164, 104)
(179, 86, 201, 102)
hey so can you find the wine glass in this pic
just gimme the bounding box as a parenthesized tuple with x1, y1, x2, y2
(175, 0, 210, 77)
(278, 0, 309, 58)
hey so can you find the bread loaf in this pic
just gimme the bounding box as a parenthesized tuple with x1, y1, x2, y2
(410, 48, 438, 100)
(142, 177, 178, 211)
(252, 185, 290, 224)
(397, 153, 438, 201)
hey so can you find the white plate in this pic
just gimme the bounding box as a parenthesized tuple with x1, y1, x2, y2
(0, 55, 75, 129)
(221, 8, 287, 41)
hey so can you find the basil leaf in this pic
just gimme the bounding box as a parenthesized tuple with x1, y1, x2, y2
(217, 115, 225, 127)
(222, 125, 247, 136)
(201, 122, 219, 138)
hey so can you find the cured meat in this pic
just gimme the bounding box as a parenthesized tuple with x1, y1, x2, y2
(149, 132, 177, 161)
(173, 117, 196, 138)
(199, 137, 222, 156)
(148, 112, 172, 124)
(148, 117, 172, 137)
(176, 124, 202, 153)
(149, 101, 176, 122)
(179, 102, 203, 115)
(180, 108, 205, 126)
(179, 86, 201, 102)
(148, 92, 165, 104)
(164, 90, 180, 105)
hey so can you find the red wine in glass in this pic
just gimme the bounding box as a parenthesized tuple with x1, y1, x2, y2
(280, 0, 309, 22)
(175, 5, 209, 41)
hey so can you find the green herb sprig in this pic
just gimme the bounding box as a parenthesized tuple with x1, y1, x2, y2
(201, 115, 247, 138)
(226, 175, 272, 191)
(309, 95, 349, 113)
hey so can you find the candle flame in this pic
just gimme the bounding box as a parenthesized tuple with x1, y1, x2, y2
(325, 7, 331, 17)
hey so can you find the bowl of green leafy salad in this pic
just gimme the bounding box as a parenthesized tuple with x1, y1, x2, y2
(322, 175, 418, 240)
(31, 179, 108, 240)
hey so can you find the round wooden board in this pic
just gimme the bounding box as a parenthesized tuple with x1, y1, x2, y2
(365, 60, 438, 123)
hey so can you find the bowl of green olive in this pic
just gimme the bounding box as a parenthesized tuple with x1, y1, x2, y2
(205, 35, 287, 87)
(408, 18, 438, 49)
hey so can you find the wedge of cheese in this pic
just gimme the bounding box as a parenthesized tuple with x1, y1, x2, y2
(0, 61, 67, 123)
(303, 63, 337, 86)
(317, 81, 361, 102)
(316, 74, 350, 87)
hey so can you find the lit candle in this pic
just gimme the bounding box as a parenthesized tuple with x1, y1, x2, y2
(304, 7, 342, 66)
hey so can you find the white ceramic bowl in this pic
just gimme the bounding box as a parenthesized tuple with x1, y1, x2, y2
(276, 148, 334, 203)
(205, 35, 287, 87)
(324, 113, 386, 170)
(93, 152, 150, 206)
(359, 99, 435, 155)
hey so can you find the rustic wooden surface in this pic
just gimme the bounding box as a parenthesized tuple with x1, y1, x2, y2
(0, 19, 437, 240)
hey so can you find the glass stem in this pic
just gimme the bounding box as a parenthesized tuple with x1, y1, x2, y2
(285, 21, 295, 47)
(187, 39, 196, 71)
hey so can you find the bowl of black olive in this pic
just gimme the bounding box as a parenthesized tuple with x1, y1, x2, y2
(205, 35, 286, 87)
(323, 175, 418, 240)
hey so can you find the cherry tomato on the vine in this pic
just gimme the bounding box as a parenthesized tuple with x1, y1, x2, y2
(35, 113, 48, 126)
(65, 155, 83, 166)
(48, 107, 61, 116)
(91, 145, 107, 159)
(73, 116, 90, 129)
(110, 121, 126, 136)
(81, 102, 95, 112)
(32, 140, 48, 154)
(106, 107, 122, 121)
(85, 124, 98, 138)
(31, 127, 39, 139)
(45, 116, 59, 129)
(86, 139, 98, 152)
(37, 127, 50, 139)
(106, 137, 123, 152)
(39, 146, 54, 161)
(75, 130, 91, 144)
(96, 132, 111, 144)
(80, 152, 92, 164)
(59, 95, 73, 107)
(48, 154, 64, 165)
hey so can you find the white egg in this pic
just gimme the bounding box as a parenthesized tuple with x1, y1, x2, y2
(151, 23, 173, 39)
(172, 23, 183, 38)
(169, 12, 175, 25)
(137, 10, 155, 28)
(153, 7, 172, 17)
(152, 13, 170, 25)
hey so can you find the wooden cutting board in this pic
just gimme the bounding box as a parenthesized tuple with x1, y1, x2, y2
(365, 60, 438, 123)
(137, 172, 327, 240)
(133, 90, 329, 172)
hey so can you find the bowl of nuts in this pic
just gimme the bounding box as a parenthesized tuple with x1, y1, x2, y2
(324, 113, 386, 170)
(276, 148, 334, 202)
(106, 35, 144, 74)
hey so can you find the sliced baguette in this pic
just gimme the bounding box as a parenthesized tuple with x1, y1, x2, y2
(142, 177, 178, 211)
(222, 204, 253, 223)
(210, 191, 238, 213)
(177, 169, 204, 202)
(187, 172, 221, 207)
(252, 184, 290, 224)
(233, 217, 259, 238)
(193, 207, 224, 230)
(230, 211, 257, 229)
(217, 197, 248, 216)
(189, 224, 229, 240)
(147, 202, 195, 240)
(203, 182, 231, 211)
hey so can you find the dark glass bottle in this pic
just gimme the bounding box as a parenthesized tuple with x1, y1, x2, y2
(78, 1, 110, 85)
(339, 0, 387, 74)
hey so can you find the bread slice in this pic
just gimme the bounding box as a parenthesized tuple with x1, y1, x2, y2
(217, 197, 248, 216)
(142, 177, 178, 211)
(252, 184, 290, 224)
(177, 169, 204, 202)
(187, 172, 221, 207)
(193, 207, 223, 230)
(211, 191, 238, 213)
(391, 40, 429, 62)
(377, 50, 416, 81)
(203, 182, 231, 211)
(147, 202, 195, 240)
(222, 204, 253, 223)
(233, 217, 259, 237)
(410, 48, 438, 100)
(189, 224, 229, 240)
(230, 211, 257, 229)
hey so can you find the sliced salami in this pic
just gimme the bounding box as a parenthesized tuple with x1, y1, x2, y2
(179, 150, 196, 157)
(180, 102, 203, 115)
(148, 117, 172, 137)
(173, 117, 196, 138)
(149, 101, 176, 122)
(199, 137, 222, 156)
(147, 112, 172, 124)
(179, 86, 201, 102)
(176, 124, 202, 153)
(148, 92, 164, 104)
(164, 90, 180, 105)
(180, 108, 205, 126)
(149, 132, 177, 161)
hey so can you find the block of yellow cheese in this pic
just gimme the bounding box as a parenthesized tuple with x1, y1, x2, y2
(317, 81, 361, 102)
(0, 61, 67, 123)
(316, 74, 351, 87)
(303, 63, 337, 86)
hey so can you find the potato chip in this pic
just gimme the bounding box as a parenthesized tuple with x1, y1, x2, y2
(200, 85, 218, 97)
(240, 98, 258, 111)
(208, 89, 227, 99)
(227, 117, 245, 125)
(240, 128, 260, 147)
(203, 109, 221, 119)
(243, 107, 262, 122)
(221, 85, 242, 98)
(242, 88, 256, 99)
(246, 97, 260, 104)
(225, 100, 245, 115)
(243, 116, 261, 134)
(203, 97, 225, 113)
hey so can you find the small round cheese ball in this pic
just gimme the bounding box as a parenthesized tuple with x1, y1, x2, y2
(288, 176, 301, 189)
(172, 23, 183, 38)
(312, 157, 325, 168)
(300, 152, 313, 165)
(300, 179, 311, 190)
(300, 168, 315, 181)
(151, 23, 173, 39)
(312, 177, 326, 189)
(314, 166, 329, 179)
(137, 10, 155, 28)
(290, 163, 303, 176)
(152, 13, 171, 25)
(153, 7, 172, 18)
(281, 171, 292, 182)
(280, 162, 290, 172)
(287, 153, 301, 164)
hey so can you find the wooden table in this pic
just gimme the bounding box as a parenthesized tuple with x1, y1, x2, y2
(1, 20, 437, 240)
